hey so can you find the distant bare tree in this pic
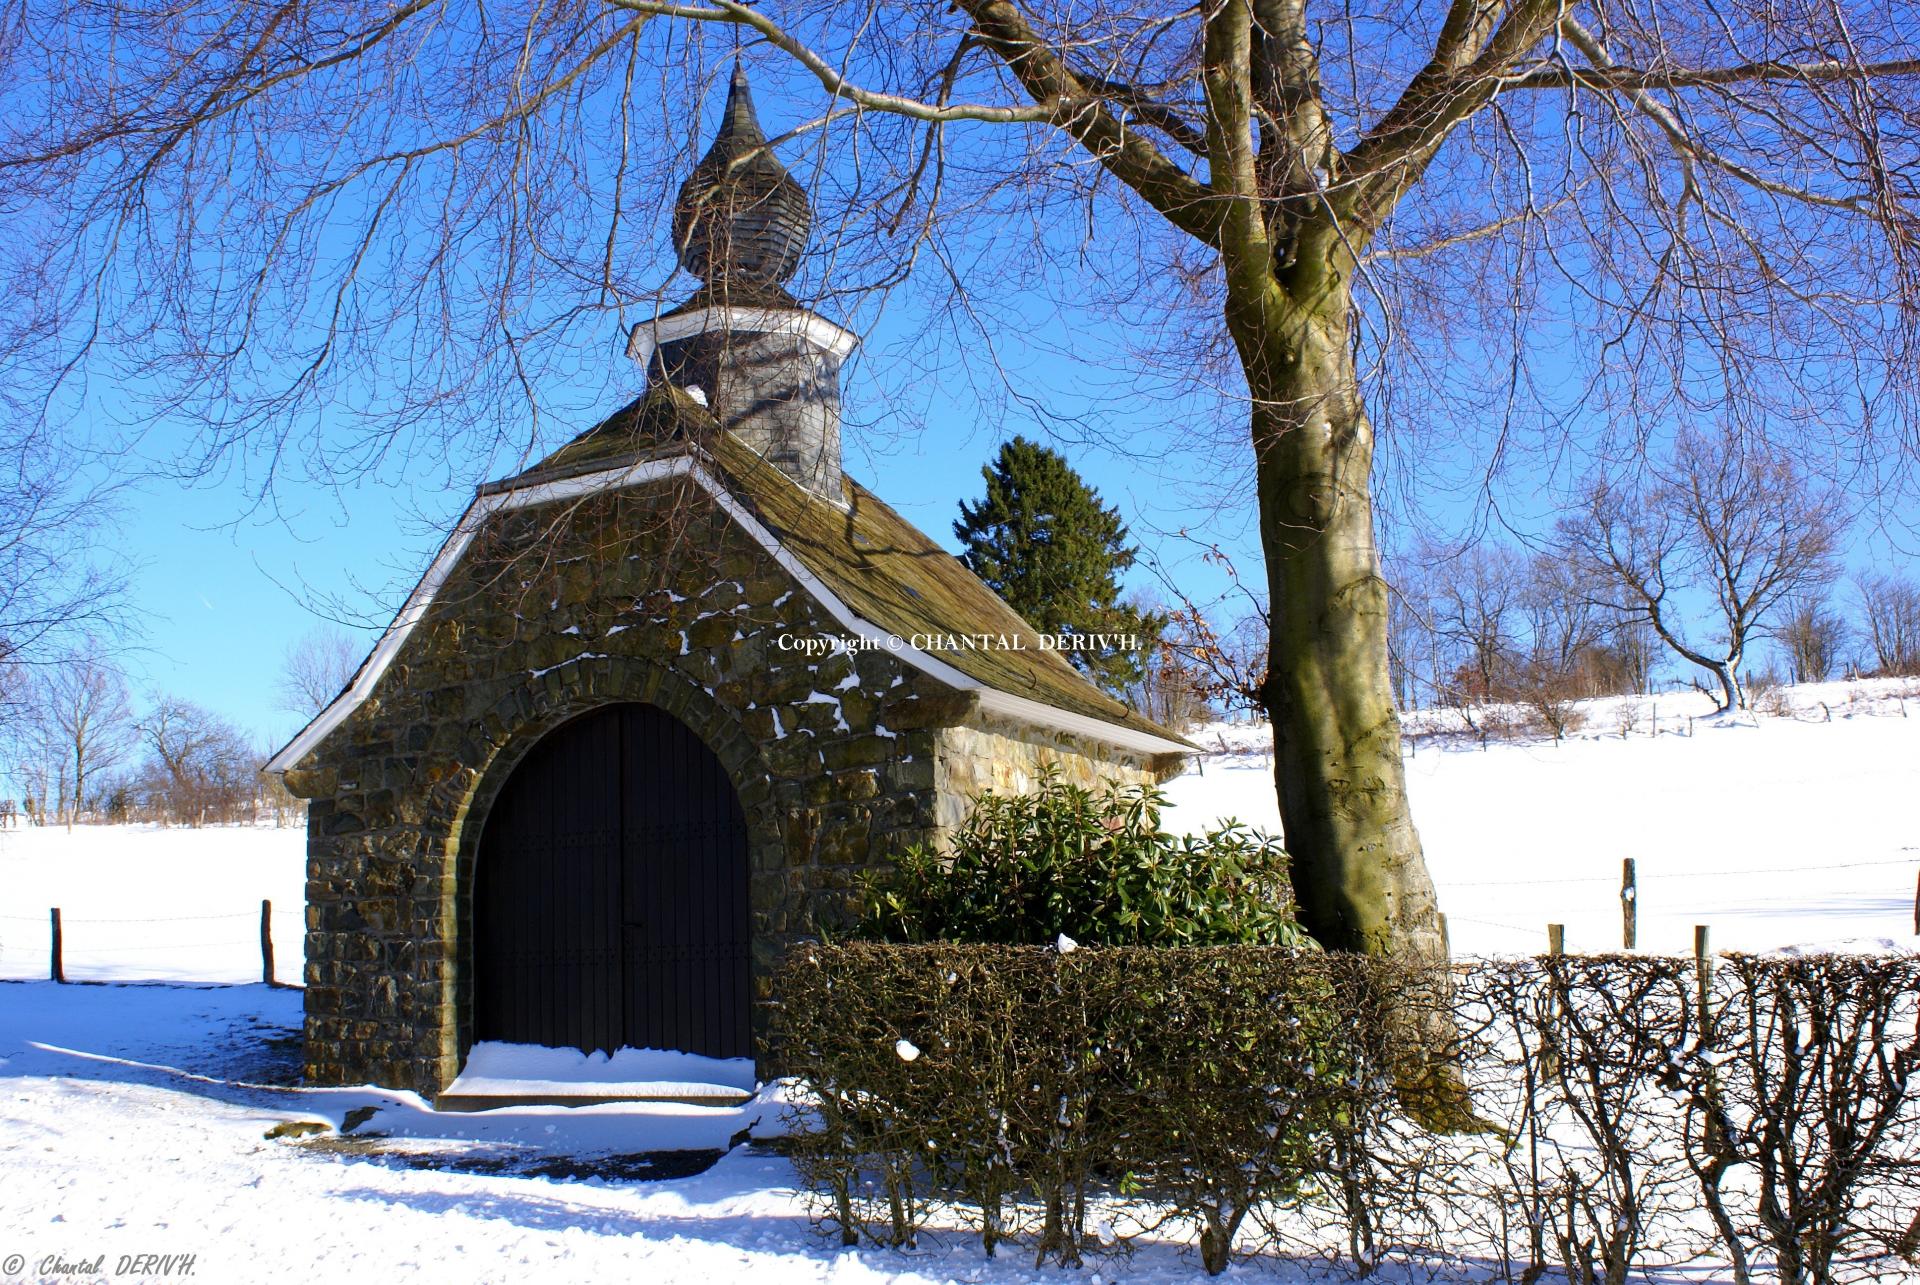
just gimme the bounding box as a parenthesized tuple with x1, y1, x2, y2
(275, 627, 364, 718)
(1778, 593, 1852, 684)
(1857, 573, 1920, 677)
(1129, 643, 1217, 732)
(1393, 543, 1655, 727)
(1422, 541, 1523, 705)
(136, 697, 256, 826)
(1, 677, 52, 822)
(1595, 618, 1659, 697)
(37, 647, 135, 829)
(1383, 569, 1434, 712)
(1561, 432, 1846, 714)
(1516, 555, 1608, 686)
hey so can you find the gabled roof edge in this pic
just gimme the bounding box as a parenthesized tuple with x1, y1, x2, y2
(266, 450, 1191, 775)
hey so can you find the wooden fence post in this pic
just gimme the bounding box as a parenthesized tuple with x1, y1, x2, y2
(260, 899, 275, 986)
(50, 907, 64, 983)
(1543, 924, 1567, 1079)
(1622, 858, 1638, 950)
(1693, 925, 1713, 1034)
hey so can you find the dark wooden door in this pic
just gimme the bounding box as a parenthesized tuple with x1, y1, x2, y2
(474, 703, 751, 1058)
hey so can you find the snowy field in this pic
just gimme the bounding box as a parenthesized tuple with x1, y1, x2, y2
(0, 824, 307, 983)
(1, 679, 1916, 1284)
(1166, 678, 1920, 957)
(4, 679, 1914, 983)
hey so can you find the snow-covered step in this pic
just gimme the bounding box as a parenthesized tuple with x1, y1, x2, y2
(437, 1040, 756, 1111)
(435, 1084, 753, 1111)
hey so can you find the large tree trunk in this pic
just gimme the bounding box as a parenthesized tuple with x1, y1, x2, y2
(1240, 281, 1467, 1123)
(1241, 296, 1445, 966)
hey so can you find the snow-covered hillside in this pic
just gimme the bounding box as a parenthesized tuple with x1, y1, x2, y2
(2, 679, 1915, 985)
(1167, 678, 1920, 957)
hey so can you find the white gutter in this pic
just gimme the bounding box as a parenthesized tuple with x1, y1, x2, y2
(266, 450, 1189, 774)
(625, 307, 859, 370)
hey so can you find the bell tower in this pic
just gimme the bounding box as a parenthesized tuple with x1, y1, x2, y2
(629, 64, 856, 503)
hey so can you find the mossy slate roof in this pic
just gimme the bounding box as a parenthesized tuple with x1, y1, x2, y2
(495, 387, 1190, 751)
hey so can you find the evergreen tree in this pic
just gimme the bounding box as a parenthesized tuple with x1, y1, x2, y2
(954, 436, 1163, 697)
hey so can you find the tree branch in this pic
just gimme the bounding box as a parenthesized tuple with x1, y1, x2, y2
(1506, 53, 1920, 92)
(950, 0, 1225, 247)
(1551, 18, 1883, 218)
(1338, 0, 1568, 229)
(606, 0, 1058, 123)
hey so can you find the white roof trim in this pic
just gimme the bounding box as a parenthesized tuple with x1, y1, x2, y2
(265, 456, 694, 774)
(972, 688, 1189, 756)
(266, 448, 1187, 774)
(625, 306, 859, 369)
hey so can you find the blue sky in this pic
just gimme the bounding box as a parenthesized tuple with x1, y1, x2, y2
(53, 53, 1920, 752)
(105, 305, 1260, 749)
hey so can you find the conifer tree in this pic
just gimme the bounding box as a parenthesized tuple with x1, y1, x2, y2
(954, 437, 1163, 697)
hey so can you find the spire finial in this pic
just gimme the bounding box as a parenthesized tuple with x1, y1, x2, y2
(670, 64, 811, 297)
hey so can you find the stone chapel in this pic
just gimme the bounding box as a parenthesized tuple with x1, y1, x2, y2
(268, 66, 1190, 1099)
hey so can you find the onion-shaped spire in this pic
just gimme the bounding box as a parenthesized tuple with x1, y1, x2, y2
(671, 64, 811, 296)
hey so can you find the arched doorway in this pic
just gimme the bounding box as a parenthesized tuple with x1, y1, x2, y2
(473, 702, 752, 1059)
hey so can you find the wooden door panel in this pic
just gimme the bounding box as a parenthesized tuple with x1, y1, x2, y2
(475, 703, 751, 1061)
(474, 706, 623, 1054)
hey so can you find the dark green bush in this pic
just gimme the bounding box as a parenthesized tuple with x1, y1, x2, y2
(854, 767, 1302, 947)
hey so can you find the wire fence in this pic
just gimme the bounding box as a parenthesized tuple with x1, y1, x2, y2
(0, 902, 305, 985)
(5, 856, 1915, 987)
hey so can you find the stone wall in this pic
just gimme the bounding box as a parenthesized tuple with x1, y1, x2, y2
(284, 478, 960, 1096)
(931, 714, 1185, 835)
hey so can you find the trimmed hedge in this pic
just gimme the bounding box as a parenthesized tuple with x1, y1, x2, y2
(768, 942, 1427, 1272)
(767, 945, 1920, 1280)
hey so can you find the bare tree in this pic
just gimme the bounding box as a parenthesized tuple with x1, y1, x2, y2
(274, 627, 364, 717)
(1857, 573, 1920, 676)
(35, 647, 135, 829)
(1778, 593, 1852, 684)
(1561, 432, 1846, 714)
(1423, 541, 1523, 706)
(0, 430, 132, 668)
(4, 1, 1919, 972)
(0, 674, 52, 823)
(136, 697, 256, 827)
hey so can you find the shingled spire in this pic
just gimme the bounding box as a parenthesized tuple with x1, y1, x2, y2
(632, 63, 857, 504)
(670, 63, 812, 302)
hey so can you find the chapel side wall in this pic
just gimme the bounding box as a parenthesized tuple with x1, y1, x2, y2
(286, 483, 960, 1097)
(931, 713, 1187, 837)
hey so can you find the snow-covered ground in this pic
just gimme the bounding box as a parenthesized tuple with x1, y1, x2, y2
(1, 680, 1915, 1282)
(1165, 678, 1920, 957)
(0, 981, 1490, 1284)
(0, 823, 306, 983)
